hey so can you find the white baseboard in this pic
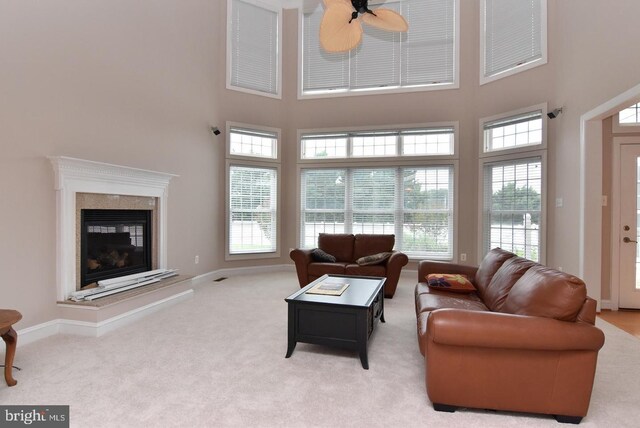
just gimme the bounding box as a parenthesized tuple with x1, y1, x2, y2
(192, 264, 295, 284)
(16, 289, 193, 344)
(15, 320, 62, 347)
(600, 299, 615, 311)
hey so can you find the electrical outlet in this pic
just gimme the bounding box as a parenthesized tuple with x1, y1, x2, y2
(460, 253, 467, 262)
(195, 255, 199, 264)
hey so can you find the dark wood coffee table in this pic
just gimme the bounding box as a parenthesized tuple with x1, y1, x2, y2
(285, 274, 385, 369)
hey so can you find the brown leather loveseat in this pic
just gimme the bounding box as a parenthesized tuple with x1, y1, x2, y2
(290, 233, 408, 298)
(415, 248, 605, 424)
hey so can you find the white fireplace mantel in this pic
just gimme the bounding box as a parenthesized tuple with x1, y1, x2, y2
(49, 156, 178, 300)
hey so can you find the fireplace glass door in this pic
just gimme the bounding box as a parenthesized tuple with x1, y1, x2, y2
(81, 209, 152, 287)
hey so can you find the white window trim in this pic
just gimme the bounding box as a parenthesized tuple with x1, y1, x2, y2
(479, 0, 548, 86)
(296, 122, 459, 261)
(296, 161, 459, 262)
(612, 102, 640, 133)
(225, 121, 282, 261)
(479, 103, 548, 158)
(226, 0, 283, 99)
(297, 0, 461, 100)
(297, 122, 460, 163)
(477, 149, 547, 265)
(226, 121, 282, 162)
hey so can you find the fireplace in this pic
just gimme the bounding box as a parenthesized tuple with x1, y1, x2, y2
(49, 156, 177, 301)
(81, 209, 152, 287)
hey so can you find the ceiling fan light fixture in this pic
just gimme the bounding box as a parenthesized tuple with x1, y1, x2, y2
(320, 0, 409, 53)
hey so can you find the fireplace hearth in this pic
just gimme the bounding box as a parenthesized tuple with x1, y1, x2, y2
(81, 209, 152, 287)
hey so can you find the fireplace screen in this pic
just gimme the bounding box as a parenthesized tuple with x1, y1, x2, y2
(81, 209, 152, 287)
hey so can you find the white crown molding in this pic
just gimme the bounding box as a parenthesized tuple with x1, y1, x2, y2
(48, 156, 179, 301)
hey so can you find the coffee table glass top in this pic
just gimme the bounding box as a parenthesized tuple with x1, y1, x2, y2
(286, 274, 385, 307)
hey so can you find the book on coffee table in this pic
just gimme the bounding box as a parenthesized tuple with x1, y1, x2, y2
(306, 279, 349, 296)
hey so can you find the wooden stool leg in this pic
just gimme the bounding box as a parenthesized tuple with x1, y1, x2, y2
(2, 327, 18, 386)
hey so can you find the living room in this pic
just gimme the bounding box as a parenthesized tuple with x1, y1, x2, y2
(2, 0, 640, 426)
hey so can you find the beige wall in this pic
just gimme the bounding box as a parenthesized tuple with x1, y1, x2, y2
(0, 0, 228, 327)
(3, 0, 640, 329)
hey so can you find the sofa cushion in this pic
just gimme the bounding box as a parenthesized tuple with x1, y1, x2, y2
(308, 262, 348, 277)
(318, 233, 355, 262)
(310, 248, 336, 263)
(426, 274, 476, 294)
(484, 256, 536, 312)
(474, 248, 516, 300)
(345, 263, 386, 277)
(356, 252, 392, 266)
(416, 288, 488, 314)
(353, 234, 395, 261)
(502, 265, 588, 322)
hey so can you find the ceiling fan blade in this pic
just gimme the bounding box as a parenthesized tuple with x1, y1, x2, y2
(361, 8, 409, 32)
(320, 4, 363, 53)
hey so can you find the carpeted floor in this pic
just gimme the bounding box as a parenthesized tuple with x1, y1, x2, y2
(1, 272, 639, 427)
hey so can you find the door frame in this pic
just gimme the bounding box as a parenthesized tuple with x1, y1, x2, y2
(610, 136, 640, 310)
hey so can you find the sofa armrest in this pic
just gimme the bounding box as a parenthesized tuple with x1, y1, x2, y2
(418, 260, 478, 283)
(290, 248, 314, 287)
(426, 308, 605, 352)
(382, 251, 409, 298)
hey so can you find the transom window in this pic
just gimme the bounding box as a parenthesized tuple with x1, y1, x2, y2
(300, 166, 454, 259)
(301, 127, 455, 160)
(619, 103, 640, 125)
(229, 127, 278, 159)
(483, 111, 543, 153)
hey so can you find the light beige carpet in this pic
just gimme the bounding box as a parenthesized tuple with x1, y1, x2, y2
(1, 271, 638, 427)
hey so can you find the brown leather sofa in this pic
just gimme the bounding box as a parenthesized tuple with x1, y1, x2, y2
(290, 233, 408, 298)
(415, 248, 605, 424)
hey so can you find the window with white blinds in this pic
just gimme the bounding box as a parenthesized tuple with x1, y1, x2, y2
(229, 165, 278, 254)
(227, 123, 280, 258)
(301, 0, 458, 96)
(300, 166, 454, 259)
(483, 110, 543, 153)
(482, 158, 542, 261)
(481, 0, 546, 83)
(228, 0, 281, 97)
(619, 103, 640, 125)
(300, 127, 455, 159)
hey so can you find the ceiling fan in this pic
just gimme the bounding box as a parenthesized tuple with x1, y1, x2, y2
(320, 0, 409, 53)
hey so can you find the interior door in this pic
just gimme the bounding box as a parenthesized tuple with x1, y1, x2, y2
(619, 144, 640, 309)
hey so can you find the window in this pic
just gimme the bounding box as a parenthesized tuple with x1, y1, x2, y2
(299, 124, 457, 259)
(226, 124, 280, 258)
(227, 0, 281, 97)
(482, 158, 542, 261)
(229, 127, 278, 159)
(618, 103, 640, 125)
(483, 110, 543, 153)
(229, 166, 278, 255)
(301, 127, 455, 160)
(300, 166, 454, 259)
(480, 106, 546, 262)
(481, 0, 547, 84)
(300, 0, 459, 97)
